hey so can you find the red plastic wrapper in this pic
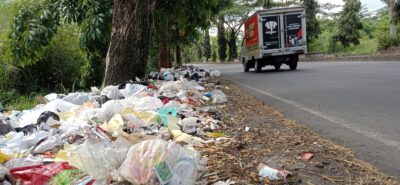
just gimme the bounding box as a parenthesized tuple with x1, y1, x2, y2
(11, 162, 76, 185)
(162, 98, 170, 105)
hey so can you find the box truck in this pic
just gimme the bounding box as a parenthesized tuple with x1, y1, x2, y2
(240, 7, 307, 72)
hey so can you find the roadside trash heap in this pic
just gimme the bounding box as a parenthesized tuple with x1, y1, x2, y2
(0, 66, 226, 185)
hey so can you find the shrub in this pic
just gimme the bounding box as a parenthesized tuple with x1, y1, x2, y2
(377, 34, 400, 50)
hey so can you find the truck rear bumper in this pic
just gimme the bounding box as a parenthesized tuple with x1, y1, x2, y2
(262, 47, 306, 57)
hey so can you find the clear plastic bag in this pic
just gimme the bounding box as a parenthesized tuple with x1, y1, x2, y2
(67, 136, 131, 180)
(118, 139, 199, 185)
(4, 155, 43, 169)
(212, 90, 227, 104)
(120, 84, 147, 98)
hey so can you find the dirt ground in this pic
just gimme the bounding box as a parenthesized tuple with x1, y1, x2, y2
(197, 80, 399, 185)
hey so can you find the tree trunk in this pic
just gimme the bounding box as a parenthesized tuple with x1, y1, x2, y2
(159, 35, 171, 68)
(103, 0, 153, 86)
(176, 44, 182, 67)
(389, 6, 398, 37)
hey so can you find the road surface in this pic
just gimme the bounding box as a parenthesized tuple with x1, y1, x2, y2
(198, 62, 400, 177)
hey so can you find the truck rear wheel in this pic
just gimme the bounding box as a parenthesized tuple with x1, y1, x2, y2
(274, 64, 281, 70)
(255, 59, 262, 73)
(243, 59, 249, 72)
(289, 62, 297, 70)
(289, 55, 299, 71)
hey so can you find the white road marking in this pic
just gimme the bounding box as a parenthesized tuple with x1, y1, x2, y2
(235, 81, 400, 151)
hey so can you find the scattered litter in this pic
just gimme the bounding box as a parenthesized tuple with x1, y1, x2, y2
(257, 162, 289, 180)
(299, 152, 314, 161)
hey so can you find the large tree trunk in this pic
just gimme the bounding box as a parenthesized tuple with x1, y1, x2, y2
(389, 6, 398, 37)
(385, 0, 399, 37)
(159, 35, 171, 68)
(176, 44, 182, 66)
(103, 0, 153, 86)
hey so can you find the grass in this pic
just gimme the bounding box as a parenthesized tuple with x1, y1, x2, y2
(0, 91, 43, 111)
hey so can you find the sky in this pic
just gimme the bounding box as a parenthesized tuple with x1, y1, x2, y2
(318, 0, 386, 11)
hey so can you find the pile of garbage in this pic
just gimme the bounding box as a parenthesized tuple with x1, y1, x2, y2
(0, 66, 226, 185)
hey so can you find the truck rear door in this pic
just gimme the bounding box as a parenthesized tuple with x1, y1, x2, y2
(261, 15, 281, 50)
(284, 13, 304, 48)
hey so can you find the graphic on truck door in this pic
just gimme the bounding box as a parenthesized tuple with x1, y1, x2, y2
(285, 13, 303, 48)
(262, 16, 280, 50)
(244, 14, 259, 50)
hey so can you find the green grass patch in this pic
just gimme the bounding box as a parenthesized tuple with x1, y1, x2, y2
(0, 91, 43, 111)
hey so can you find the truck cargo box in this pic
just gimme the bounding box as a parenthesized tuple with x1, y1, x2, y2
(241, 7, 307, 72)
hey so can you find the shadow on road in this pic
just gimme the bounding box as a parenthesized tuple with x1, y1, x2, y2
(246, 69, 305, 74)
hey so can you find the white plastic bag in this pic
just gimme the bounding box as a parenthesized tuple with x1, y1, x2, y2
(102, 86, 123, 100)
(181, 117, 199, 134)
(63, 93, 91, 105)
(210, 70, 221, 78)
(96, 100, 123, 122)
(134, 97, 163, 111)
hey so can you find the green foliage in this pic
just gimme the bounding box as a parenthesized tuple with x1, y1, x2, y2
(303, 0, 320, 41)
(308, 17, 379, 55)
(228, 28, 238, 61)
(11, 24, 86, 93)
(212, 49, 217, 62)
(337, 0, 363, 47)
(204, 30, 211, 61)
(218, 16, 227, 62)
(9, 0, 112, 88)
(378, 34, 400, 50)
(10, 0, 60, 66)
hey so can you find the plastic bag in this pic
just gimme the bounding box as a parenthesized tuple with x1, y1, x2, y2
(0, 152, 12, 163)
(42, 99, 79, 113)
(210, 70, 221, 78)
(4, 156, 43, 169)
(134, 97, 164, 111)
(44, 93, 58, 102)
(63, 93, 91, 105)
(96, 100, 123, 122)
(158, 81, 179, 98)
(101, 114, 125, 135)
(118, 139, 199, 185)
(257, 163, 289, 180)
(158, 107, 179, 126)
(67, 136, 130, 179)
(36, 111, 60, 131)
(6, 131, 51, 151)
(102, 86, 123, 100)
(162, 70, 174, 81)
(120, 84, 147, 98)
(212, 90, 227, 104)
(31, 136, 63, 155)
(181, 117, 199, 135)
(0, 121, 13, 136)
(10, 162, 76, 185)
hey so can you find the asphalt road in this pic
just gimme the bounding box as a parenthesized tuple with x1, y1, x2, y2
(198, 62, 400, 177)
